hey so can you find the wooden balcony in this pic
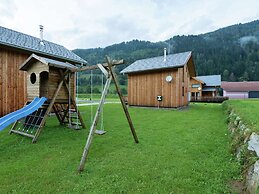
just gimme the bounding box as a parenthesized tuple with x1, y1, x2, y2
(190, 96, 229, 103)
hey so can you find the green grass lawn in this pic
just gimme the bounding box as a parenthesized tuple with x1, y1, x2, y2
(224, 100, 259, 131)
(77, 94, 119, 102)
(0, 103, 240, 193)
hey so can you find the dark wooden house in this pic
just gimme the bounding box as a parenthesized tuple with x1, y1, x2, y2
(0, 26, 87, 116)
(121, 51, 196, 108)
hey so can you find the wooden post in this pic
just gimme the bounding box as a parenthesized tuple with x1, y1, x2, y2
(32, 71, 69, 143)
(52, 104, 63, 124)
(78, 77, 112, 172)
(106, 56, 139, 143)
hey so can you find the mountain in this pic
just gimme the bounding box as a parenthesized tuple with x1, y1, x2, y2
(73, 20, 259, 82)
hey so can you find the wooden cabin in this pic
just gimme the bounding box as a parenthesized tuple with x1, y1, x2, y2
(0, 26, 86, 116)
(121, 51, 196, 108)
(190, 75, 221, 99)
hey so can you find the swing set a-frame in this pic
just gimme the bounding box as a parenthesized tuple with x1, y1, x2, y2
(9, 54, 138, 172)
(76, 56, 139, 172)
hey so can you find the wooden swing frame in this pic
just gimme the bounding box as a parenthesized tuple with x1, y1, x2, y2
(75, 56, 139, 172)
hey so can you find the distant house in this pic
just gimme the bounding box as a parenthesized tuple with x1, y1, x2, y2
(0, 26, 87, 116)
(221, 81, 259, 99)
(190, 75, 221, 99)
(121, 51, 196, 108)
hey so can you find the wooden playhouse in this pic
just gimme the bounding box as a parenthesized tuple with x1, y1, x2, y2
(9, 54, 85, 142)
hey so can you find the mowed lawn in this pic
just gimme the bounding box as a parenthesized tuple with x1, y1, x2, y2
(0, 103, 240, 193)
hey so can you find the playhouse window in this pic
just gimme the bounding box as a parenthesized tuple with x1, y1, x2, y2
(30, 73, 36, 84)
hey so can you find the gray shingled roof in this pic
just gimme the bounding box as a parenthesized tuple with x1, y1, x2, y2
(0, 26, 87, 65)
(20, 54, 78, 71)
(196, 75, 221, 86)
(120, 51, 192, 74)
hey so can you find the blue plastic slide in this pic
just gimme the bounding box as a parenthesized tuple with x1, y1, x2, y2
(0, 97, 47, 131)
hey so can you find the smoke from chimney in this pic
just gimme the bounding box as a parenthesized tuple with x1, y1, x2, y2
(164, 48, 167, 62)
(39, 25, 44, 46)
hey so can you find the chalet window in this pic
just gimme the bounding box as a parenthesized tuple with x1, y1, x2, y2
(192, 84, 200, 88)
(182, 86, 184, 96)
(182, 68, 184, 82)
(30, 73, 36, 84)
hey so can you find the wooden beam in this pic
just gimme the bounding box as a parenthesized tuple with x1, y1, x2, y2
(10, 129, 35, 139)
(52, 104, 63, 124)
(106, 56, 139, 143)
(78, 77, 112, 172)
(72, 60, 124, 72)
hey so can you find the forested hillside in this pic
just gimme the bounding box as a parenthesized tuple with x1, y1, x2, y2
(73, 20, 259, 85)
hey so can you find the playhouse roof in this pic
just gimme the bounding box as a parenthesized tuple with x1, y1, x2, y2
(195, 75, 221, 86)
(20, 54, 78, 71)
(120, 51, 194, 75)
(0, 26, 87, 65)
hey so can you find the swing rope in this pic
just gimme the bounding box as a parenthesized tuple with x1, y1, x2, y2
(100, 73, 104, 131)
(90, 70, 93, 124)
(68, 72, 71, 127)
(76, 71, 79, 128)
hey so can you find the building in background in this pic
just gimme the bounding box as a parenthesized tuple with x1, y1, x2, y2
(0, 26, 86, 116)
(190, 75, 221, 99)
(221, 81, 259, 99)
(121, 51, 196, 108)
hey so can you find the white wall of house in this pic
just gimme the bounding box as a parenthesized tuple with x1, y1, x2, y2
(223, 90, 248, 99)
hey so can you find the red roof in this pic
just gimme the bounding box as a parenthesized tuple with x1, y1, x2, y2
(221, 81, 259, 92)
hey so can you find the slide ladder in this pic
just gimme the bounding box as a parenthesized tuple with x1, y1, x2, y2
(0, 97, 47, 131)
(4, 97, 49, 141)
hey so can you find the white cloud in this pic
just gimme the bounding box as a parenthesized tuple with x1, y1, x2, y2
(0, 0, 258, 49)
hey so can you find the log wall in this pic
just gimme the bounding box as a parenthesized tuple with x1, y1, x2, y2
(0, 48, 28, 116)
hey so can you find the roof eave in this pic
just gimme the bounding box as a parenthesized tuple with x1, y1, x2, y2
(121, 64, 185, 74)
(0, 41, 87, 65)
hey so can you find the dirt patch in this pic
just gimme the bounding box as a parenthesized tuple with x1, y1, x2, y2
(229, 180, 246, 194)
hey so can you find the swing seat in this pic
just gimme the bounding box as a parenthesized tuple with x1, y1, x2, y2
(95, 130, 106, 135)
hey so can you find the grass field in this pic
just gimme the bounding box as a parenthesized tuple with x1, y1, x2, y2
(224, 100, 259, 132)
(0, 103, 240, 193)
(77, 93, 119, 102)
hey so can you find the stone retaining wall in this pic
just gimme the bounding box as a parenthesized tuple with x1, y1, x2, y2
(226, 107, 259, 193)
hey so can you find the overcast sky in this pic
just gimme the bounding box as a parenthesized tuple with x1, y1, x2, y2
(0, 0, 259, 49)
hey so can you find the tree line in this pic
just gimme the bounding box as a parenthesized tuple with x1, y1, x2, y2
(73, 20, 259, 86)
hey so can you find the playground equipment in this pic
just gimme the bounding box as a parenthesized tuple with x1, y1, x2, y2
(8, 54, 85, 142)
(0, 53, 138, 171)
(0, 97, 47, 132)
(74, 56, 139, 172)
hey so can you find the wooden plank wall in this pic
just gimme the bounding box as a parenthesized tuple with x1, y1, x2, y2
(128, 65, 189, 108)
(26, 61, 49, 99)
(48, 67, 74, 102)
(0, 48, 28, 116)
(190, 78, 202, 96)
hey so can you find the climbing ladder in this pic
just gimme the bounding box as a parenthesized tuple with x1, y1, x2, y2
(53, 103, 82, 129)
(9, 101, 49, 140)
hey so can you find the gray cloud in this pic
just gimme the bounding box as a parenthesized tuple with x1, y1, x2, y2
(0, 0, 16, 23)
(0, 0, 259, 49)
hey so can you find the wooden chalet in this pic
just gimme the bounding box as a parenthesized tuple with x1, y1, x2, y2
(0, 26, 87, 117)
(190, 75, 221, 98)
(121, 51, 196, 108)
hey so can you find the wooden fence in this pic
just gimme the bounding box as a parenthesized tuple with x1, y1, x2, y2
(190, 96, 229, 103)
